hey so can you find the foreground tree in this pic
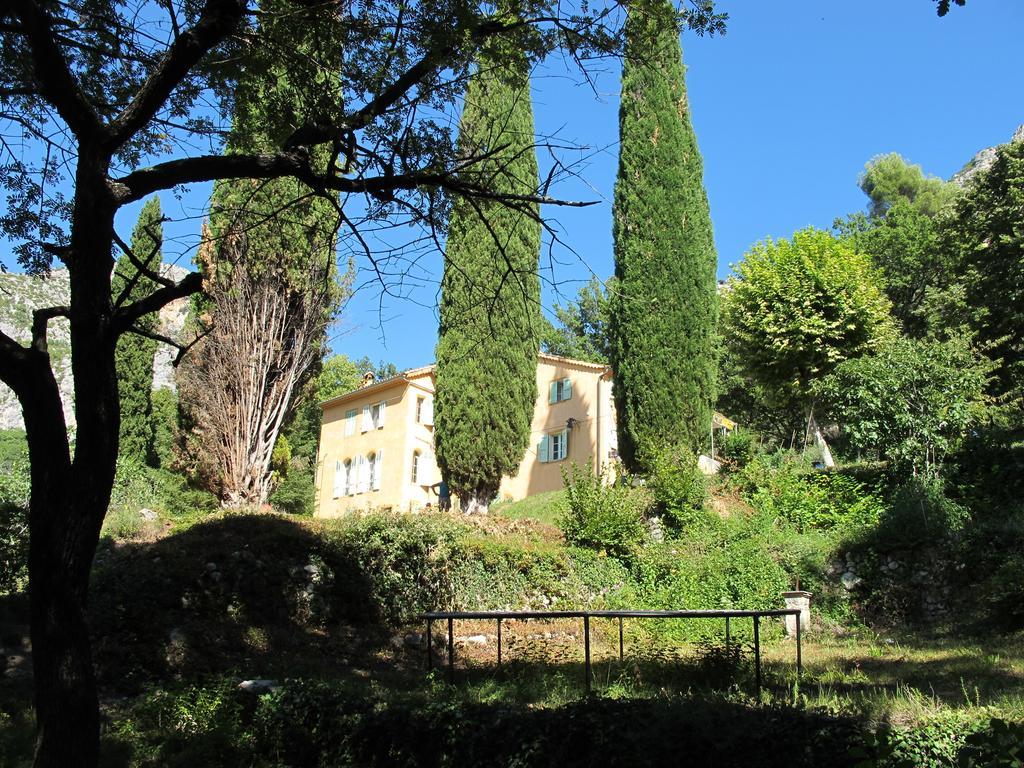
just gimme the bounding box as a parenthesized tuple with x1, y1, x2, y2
(721, 227, 893, 442)
(609, 0, 718, 471)
(0, 1, 737, 763)
(434, 42, 542, 514)
(111, 198, 163, 463)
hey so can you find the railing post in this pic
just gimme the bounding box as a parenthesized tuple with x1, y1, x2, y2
(795, 610, 802, 677)
(725, 615, 731, 653)
(497, 618, 502, 668)
(447, 616, 454, 683)
(753, 615, 761, 699)
(427, 617, 433, 672)
(618, 616, 624, 663)
(584, 613, 592, 694)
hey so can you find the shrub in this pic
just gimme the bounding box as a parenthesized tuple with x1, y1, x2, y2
(325, 512, 465, 623)
(879, 476, 969, 547)
(559, 460, 650, 558)
(647, 443, 708, 531)
(718, 428, 758, 470)
(269, 462, 315, 516)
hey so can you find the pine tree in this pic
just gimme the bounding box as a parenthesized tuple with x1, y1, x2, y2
(112, 197, 162, 463)
(434, 46, 541, 514)
(609, 0, 718, 471)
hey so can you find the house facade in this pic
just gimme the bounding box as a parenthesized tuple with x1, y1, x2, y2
(313, 353, 616, 517)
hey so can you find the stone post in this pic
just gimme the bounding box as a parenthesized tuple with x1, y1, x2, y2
(781, 591, 811, 637)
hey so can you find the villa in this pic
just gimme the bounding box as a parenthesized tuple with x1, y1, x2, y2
(313, 353, 617, 516)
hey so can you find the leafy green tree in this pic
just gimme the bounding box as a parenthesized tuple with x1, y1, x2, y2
(542, 276, 614, 363)
(721, 227, 893, 439)
(110, 198, 162, 463)
(818, 334, 993, 477)
(434, 45, 541, 514)
(837, 154, 958, 337)
(859, 152, 956, 218)
(943, 137, 1024, 402)
(609, 0, 718, 470)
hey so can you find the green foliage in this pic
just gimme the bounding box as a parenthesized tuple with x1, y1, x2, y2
(0, 429, 29, 594)
(957, 718, 1024, 767)
(646, 443, 708, 531)
(818, 335, 992, 478)
(735, 452, 884, 534)
(542, 276, 614, 363)
(112, 197, 162, 463)
(610, 0, 717, 470)
(150, 387, 179, 468)
(268, 463, 315, 516)
(434, 46, 541, 509)
(718, 428, 757, 470)
(721, 228, 893, 431)
(880, 477, 970, 547)
(325, 512, 465, 623)
(944, 136, 1024, 401)
(558, 461, 650, 557)
(858, 152, 956, 219)
(838, 200, 956, 338)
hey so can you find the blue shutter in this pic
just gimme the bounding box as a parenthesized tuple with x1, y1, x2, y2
(548, 381, 559, 405)
(562, 378, 572, 401)
(538, 435, 549, 463)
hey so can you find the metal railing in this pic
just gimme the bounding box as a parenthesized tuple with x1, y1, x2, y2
(420, 608, 802, 697)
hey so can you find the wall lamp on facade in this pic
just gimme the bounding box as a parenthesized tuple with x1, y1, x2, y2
(566, 417, 578, 430)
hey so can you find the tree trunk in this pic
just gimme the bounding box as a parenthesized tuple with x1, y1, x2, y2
(26, 158, 120, 768)
(460, 490, 492, 515)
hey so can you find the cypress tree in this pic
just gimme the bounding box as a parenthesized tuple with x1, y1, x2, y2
(434, 46, 541, 514)
(185, 0, 348, 504)
(112, 197, 162, 463)
(609, 0, 718, 471)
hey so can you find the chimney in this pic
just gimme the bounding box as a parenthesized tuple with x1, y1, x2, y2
(360, 371, 375, 388)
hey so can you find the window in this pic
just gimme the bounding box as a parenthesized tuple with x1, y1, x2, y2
(415, 397, 424, 423)
(362, 401, 387, 432)
(332, 460, 343, 498)
(548, 377, 573, 404)
(367, 452, 376, 491)
(411, 450, 420, 483)
(538, 428, 569, 462)
(344, 409, 357, 436)
(343, 459, 353, 496)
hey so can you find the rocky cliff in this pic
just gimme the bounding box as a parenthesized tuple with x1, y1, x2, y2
(0, 265, 191, 430)
(951, 123, 1024, 187)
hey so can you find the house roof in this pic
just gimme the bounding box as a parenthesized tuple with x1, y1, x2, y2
(319, 353, 611, 410)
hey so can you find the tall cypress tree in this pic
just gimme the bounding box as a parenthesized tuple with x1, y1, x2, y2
(609, 0, 718, 471)
(112, 197, 162, 463)
(434, 46, 541, 514)
(184, 0, 348, 504)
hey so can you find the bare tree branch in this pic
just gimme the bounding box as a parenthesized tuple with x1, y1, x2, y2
(113, 270, 202, 332)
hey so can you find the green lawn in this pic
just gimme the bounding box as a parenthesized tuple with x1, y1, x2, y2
(492, 489, 566, 527)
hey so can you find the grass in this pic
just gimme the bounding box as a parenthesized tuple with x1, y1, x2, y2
(492, 489, 566, 527)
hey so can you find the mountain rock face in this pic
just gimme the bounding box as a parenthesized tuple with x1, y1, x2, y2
(951, 124, 1024, 187)
(0, 265, 192, 430)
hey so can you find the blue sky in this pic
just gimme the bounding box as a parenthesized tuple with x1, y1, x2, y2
(4, 1, 1021, 372)
(338, 0, 1023, 369)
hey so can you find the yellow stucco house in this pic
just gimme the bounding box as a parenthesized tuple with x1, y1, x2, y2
(313, 353, 616, 516)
